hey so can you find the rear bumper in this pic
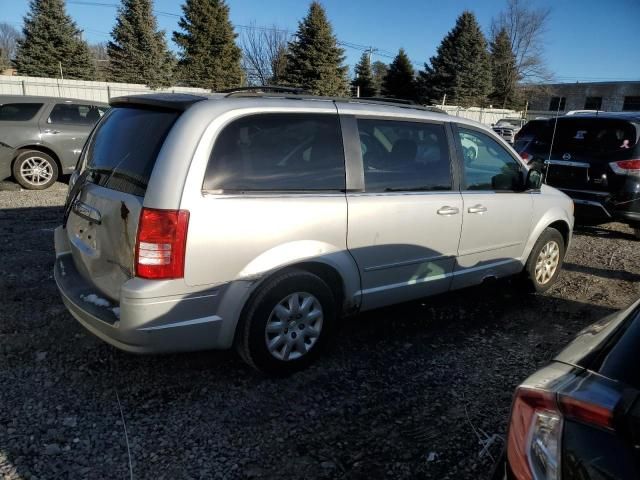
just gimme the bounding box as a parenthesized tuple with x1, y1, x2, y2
(558, 188, 640, 226)
(54, 227, 253, 353)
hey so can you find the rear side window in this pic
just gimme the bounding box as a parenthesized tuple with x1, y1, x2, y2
(357, 118, 451, 192)
(49, 103, 107, 125)
(204, 114, 345, 191)
(553, 119, 637, 154)
(84, 107, 179, 196)
(0, 103, 43, 121)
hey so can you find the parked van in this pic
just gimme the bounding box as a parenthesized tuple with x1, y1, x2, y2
(54, 92, 574, 374)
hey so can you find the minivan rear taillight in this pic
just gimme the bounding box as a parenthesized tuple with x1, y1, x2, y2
(610, 159, 640, 176)
(507, 387, 614, 480)
(135, 208, 189, 280)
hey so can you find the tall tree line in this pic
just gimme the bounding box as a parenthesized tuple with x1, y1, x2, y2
(11, 0, 549, 105)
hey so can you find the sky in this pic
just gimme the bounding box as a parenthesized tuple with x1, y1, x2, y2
(2, 0, 640, 83)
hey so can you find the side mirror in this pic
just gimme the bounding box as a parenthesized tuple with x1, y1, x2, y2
(525, 168, 543, 190)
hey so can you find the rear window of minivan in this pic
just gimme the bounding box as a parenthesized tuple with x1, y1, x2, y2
(204, 113, 345, 191)
(83, 107, 179, 196)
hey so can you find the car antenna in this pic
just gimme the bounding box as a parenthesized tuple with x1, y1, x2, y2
(545, 99, 563, 183)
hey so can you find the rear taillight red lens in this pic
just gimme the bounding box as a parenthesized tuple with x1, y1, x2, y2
(507, 387, 614, 480)
(507, 388, 561, 480)
(135, 208, 189, 280)
(520, 151, 531, 162)
(610, 159, 640, 176)
(558, 394, 614, 430)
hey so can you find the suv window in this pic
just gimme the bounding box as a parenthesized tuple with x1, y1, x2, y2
(553, 119, 637, 154)
(49, 103, 107, 125)
(0, 103, 43, 121)
(83, 107, 179, 196)
(357, 119, 451, 192)
(458, 128, 523, 191)
(204, 114, 345, 191)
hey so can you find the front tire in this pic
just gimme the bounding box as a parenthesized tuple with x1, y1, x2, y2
(633, 227, 640, 240)
(236, 269, 337, 375)
(12, 150, 59, 190)
(524, 227, 565, 293)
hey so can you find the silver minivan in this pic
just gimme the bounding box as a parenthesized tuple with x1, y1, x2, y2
(54, 92, 574, 374)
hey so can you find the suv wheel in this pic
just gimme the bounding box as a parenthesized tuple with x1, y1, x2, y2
(633, 227, 640, 240)
(12, 150, 59, 190)
(524, 227, 565, 293)
(236, 269, 336, 375)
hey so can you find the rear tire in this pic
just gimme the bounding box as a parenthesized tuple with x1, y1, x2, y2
(12, 150, 59, 190)
(523, 227, 565, 293)
(235, 269, 337, 375)
(633, 227, 640, 240)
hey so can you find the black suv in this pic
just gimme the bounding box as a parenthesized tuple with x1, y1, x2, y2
(514, 113, 640, 239)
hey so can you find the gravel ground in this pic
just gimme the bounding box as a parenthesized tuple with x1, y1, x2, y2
(1, 181, 639, 480)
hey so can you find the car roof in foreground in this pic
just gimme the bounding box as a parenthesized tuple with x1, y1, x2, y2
(0, 94, 109, 106)
(108, 92, 490, 131)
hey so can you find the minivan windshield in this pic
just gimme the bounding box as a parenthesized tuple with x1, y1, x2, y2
(83, 107, 179, 196)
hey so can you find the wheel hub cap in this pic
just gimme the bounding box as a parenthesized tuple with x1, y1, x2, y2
(535, 240, 560, 285)
(265, 292, 323, 361)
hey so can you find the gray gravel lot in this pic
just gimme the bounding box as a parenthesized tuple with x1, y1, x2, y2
(1, 181, 639, 479)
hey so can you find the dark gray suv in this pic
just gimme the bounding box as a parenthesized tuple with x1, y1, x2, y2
(0, 95, 108, 189)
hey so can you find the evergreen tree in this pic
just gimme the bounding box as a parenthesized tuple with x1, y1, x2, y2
(371, 60, 387, 96)
(282, 2, 349, 96)
(381, 49, 417, 101)
(173, 0, 243, 90)
(418, 11, 491, 107)
(107, 0, 174, 88)
(14, 0, 96, 79)
(489, 28, 518, 108)
(352, 52, 375, 97)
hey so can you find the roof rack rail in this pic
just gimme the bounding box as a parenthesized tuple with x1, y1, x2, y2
(357, 96, 416, 105)
(220, 85, 311, 97)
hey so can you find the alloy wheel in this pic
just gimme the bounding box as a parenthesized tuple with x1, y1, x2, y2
(19, 156, 54, 187)
(535, 240, 560, 285)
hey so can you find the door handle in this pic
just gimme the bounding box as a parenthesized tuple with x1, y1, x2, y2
(467, 205, 487, 214)
(44, 129, 60, 134)
(437, 206, 460, 216)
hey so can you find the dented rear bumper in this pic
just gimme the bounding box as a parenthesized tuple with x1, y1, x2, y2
(54, 226, 251, 353)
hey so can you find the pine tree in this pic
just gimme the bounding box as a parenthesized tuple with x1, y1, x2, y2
(107, 0, 174, 88)
(352, 52, 375, 97)
(371, 60, 387, 97)
(381, 49, 417, 101)
(418, 11, 491, 107)
(14, 0, 96, 80)
(282, 2, 349, 96)
(489, 28, 518, 108)
(173, 0, 243, 90)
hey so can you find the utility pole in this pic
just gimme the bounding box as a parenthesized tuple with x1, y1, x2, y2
(366, 47, 378, 64)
